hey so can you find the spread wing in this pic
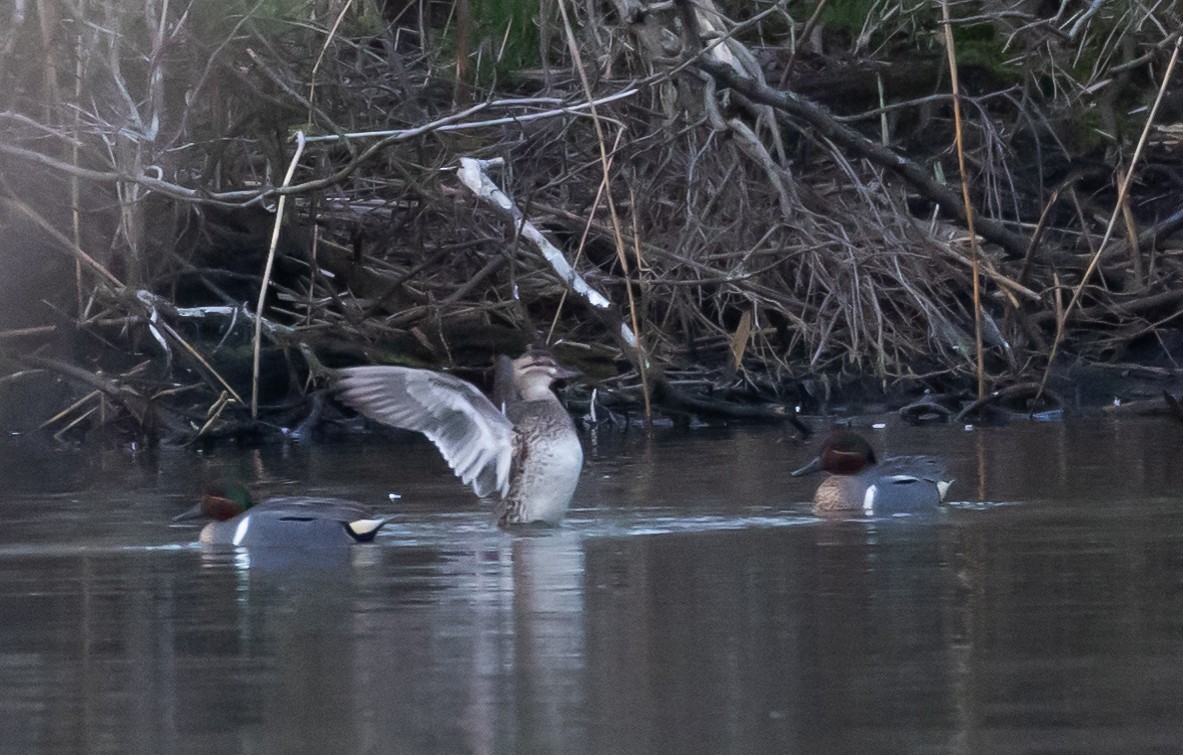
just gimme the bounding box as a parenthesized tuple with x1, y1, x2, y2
(336, 365, 514, 498)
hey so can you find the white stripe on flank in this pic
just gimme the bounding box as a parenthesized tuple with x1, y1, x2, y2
(233, 517, 251, 546)
(863, 484, 877, 514)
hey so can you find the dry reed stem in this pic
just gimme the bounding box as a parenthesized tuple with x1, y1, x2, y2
(556, 0, 651, 390)
(627, 182, 653, 424)
(39, 390, 101, 432)
(547, 126, 625, 345)
(941, 0, 986, 400)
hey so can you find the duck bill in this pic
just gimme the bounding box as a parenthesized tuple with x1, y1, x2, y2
(552, 366, 582, 380)
(790, 457, 822, 477)
(172, 503, 206, 522)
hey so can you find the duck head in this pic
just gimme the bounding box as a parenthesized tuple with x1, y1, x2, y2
(512, 349, 581, 401)
(173, 482, 254, 522)
(791, 431, 877, 477)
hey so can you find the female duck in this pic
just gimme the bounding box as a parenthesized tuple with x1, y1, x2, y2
(174, 483, 392, 547)
(792, 431, 952, 515)
(336, 349, 582, 527)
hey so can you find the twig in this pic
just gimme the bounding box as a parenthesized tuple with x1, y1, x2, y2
(301, 90, 639, 142)
(1, 195, 122, 286)
(954, 382, 1063, 423)
(252, 131, 306, 418)
(779, 0, 829, 88)
(22, 354, 191, 439)
(1033, 35, 1182, 408)
(307, 0, 354, 128)
(691, 57, 1032, 259)
(0, 89, 640, 209)
(135, 292, 245, 405)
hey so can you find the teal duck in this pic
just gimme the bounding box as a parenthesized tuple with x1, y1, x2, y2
(174, 483, 392, 546)
(792, 431, 953, 514)
(336, 349, 583, 526)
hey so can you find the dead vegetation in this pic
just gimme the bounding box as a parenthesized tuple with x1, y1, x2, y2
(0, 0, 1181, 443)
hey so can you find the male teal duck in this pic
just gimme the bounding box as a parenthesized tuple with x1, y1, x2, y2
(174, 483, 392, 547)
(336, 349, 583, 527)
(792, 431, 953, 515)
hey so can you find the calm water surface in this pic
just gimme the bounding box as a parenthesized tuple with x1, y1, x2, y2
(1, 418, 1182, 753)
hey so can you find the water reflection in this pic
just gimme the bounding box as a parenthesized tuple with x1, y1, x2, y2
(3, 419, 1183, 751)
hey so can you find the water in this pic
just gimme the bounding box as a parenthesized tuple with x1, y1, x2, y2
(1, 418, 1182, 753)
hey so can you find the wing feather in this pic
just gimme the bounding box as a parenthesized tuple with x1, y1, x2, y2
(336, 366, 514, 498)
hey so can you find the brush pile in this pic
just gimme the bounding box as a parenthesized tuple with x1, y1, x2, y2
(0, 0, 1180, 442)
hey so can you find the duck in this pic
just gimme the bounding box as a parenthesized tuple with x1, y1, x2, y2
(792, 431, 953, 515)
(335, 349, 583, 527)
(173, 482, 392, 547)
